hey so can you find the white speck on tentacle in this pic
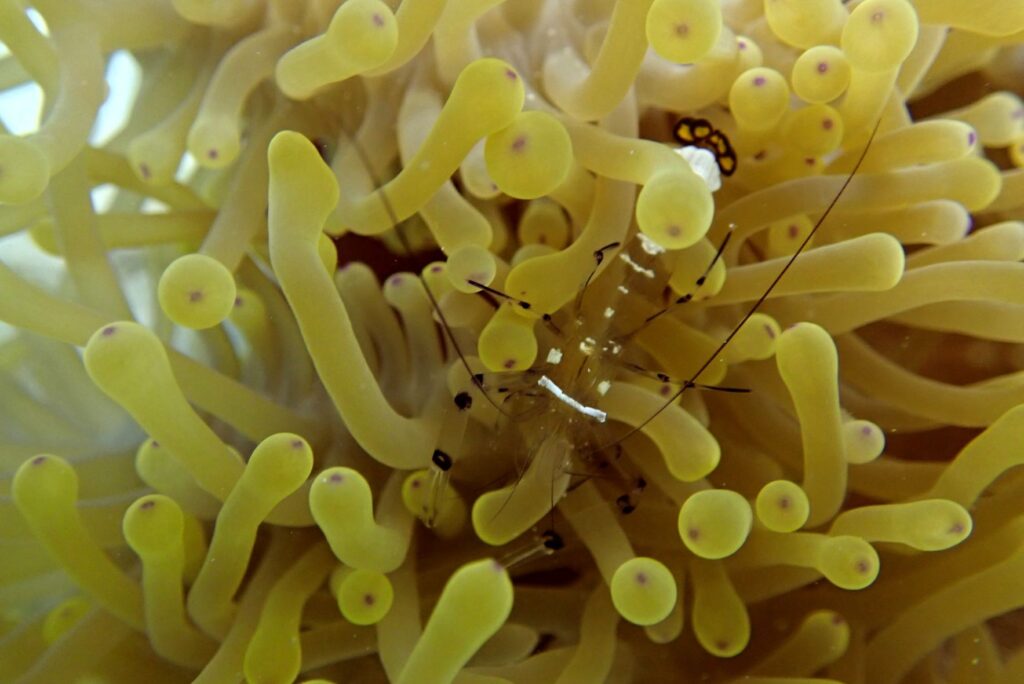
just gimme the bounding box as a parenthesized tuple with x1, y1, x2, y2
(546, 348, 564, 365)
(676, 146, 721, 191)
(538, 375, 607, 422)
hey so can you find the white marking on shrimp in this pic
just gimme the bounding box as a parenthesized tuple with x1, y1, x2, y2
(676, 146, 721, 191)
(638, 233, 666, 255)
(546, 347, 564, 365)
(538, 375, 607, 422)
(604, 307, 615, 319)
(618, 253, 655, 278)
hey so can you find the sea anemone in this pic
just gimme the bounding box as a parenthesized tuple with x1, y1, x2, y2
(2, 0, 1024, 682)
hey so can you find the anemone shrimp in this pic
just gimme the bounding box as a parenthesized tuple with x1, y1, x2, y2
(290, 74, 892, 658)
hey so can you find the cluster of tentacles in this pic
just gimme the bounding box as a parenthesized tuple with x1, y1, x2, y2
(2, 0, 1024, 682)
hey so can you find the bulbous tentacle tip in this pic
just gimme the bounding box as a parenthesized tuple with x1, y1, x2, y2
(83, 321, 167, 394)
(12, 454, 78, 510)
(268, 130, 340, 214)
(41, 597, 92, 644)
(646, 0, 723, 64)
(841, 0, 920, 73)
(636, 169, 714, 250)
(187, 116, 242, 170)
(792, 45, 851, 104)
(158, 254, 237, 330)
(755, 480, 810, 533)
(484, 111, 573, 200)
(243, 432, 315, 501)
(449, 58, 526, 133)
(678, 489, 753, 559)
(818, 535, 880, 590)
(333, 567, 394, 625)
(611, 557, 677, 626)
(729, 67, 791, 132)
(123, 494, 185, 558)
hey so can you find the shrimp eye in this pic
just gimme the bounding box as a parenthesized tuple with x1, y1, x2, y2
(454, 392, 473, 411)
(540, 528, 565, 548)
(541, 530, 564, 551)
(616, 495, 636, 515)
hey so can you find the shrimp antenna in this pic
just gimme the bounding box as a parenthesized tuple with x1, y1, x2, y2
(466, 279, 534, 311)
(575, 241, 623, 311)
(333, 122, 514, 419)
(627, 231, 733, 336)
(465, 280, 569, 339)
(591, 120, 883, 456)
(619, 362, 750, 394)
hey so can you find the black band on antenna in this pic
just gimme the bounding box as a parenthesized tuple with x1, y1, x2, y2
(432, 449, 453, 471)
